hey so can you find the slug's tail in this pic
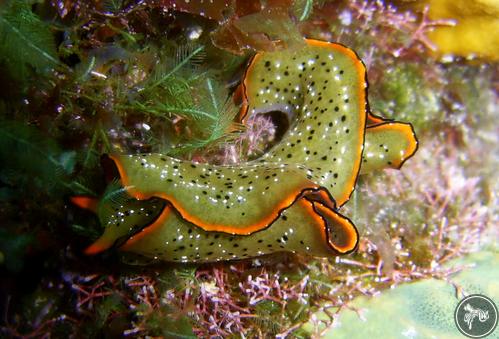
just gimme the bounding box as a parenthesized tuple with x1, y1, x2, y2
(70, 196, 99, 213)
(83, 237, 114, 255)
(70, 195, 108, 255)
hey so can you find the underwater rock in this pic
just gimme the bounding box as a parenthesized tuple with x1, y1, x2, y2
(304, 250, 499, 338)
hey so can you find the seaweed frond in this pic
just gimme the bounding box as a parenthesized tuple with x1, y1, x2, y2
(122, 43, 236, 154)
(0, 0, 60, 89)
(102, 0, 125, 15)
(167, 78, 239, 155)
(0, 120, 75, 196)
(146, 44, 206, 90)
(96, 179, 130, 224)
(123, 44, 208, 122)
(292, 0, 316, 21)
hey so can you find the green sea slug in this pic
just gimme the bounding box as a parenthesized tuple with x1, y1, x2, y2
(72, 39, 417, 263)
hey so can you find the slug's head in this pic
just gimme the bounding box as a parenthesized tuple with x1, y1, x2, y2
(71, 194, 167, 255)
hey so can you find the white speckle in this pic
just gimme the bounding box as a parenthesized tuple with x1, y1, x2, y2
(339, 10, 352, 26)
(441, 54, 455, 63)
(401, 326, 418, 338)
(188, 26, 203, 40)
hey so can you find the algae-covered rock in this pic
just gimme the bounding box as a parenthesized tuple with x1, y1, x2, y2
(426, 0, 499, 61)
(305, 250, 499, 338)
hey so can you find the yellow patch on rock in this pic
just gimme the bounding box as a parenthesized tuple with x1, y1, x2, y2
(427, 0, 499, 60)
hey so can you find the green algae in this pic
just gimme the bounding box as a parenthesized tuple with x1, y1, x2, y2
(305, 250, 499, 337)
